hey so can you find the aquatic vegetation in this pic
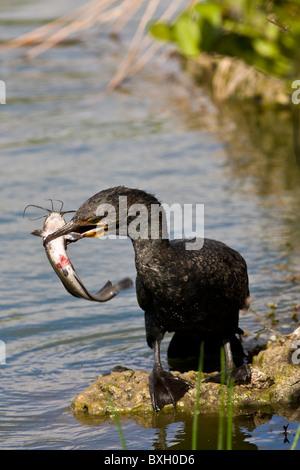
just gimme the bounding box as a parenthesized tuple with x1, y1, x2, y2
(291, 423, 300, 450)
(191, 341, 204, 450)
(105, 391, 127, 450)
(266, 302, 278, 327)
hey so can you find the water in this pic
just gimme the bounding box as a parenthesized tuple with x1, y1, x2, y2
(1, 0, 300, 450)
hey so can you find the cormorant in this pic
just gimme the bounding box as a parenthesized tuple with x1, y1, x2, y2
(45, 186, 251, 411)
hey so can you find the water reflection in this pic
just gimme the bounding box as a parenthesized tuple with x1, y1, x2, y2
(74, 410, 261, 450)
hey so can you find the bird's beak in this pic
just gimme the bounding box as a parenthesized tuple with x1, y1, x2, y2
(44, 218, 108, 245)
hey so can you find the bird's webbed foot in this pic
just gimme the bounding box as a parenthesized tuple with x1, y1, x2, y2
(149, 338, 192, 411)
(203, 363, 251, 385)
(203, 337, 251, 385)
(149, 363, 192, 411)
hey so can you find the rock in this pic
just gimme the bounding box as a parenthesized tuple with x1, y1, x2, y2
(73, 367, 153, 416)
(71, 328, 300, 420)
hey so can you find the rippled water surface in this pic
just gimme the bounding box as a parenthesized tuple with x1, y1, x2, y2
(1, 0, 300, 450)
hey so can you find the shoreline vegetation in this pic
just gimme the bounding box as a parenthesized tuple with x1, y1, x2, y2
(149, 0, 300, 106)
(1, 0, 299, 105)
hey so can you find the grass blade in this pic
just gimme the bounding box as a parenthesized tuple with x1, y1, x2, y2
(291, 423, 300, 450)
(217, 347, 226, 450)
(192, 341, 204, 450)
(106, 391, 127, 450)
(226, 377, 234, 450)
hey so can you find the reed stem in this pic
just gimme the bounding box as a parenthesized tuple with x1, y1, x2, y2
(192, 341, 204, 450)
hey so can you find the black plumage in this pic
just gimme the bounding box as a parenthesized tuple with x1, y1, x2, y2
(45, 186, 251, 411)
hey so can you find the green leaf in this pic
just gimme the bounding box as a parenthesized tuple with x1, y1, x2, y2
(149, 22, 173, 42)
(194, 2, 222, 27)
(193, 2, 222, 52)
(173, 13, 201, 56)
(253, 39, 280, 58)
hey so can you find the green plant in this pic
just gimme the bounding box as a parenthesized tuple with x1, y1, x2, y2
(105, 391, 127, 450)
(192, 341, 205, 450)
(150, 0, 300, 81)
(226, 377, 234, 450)
(217, 347, 234, 450)
(191, 343, 235, 450)
(291, 422, 300, 450)
(266, 302, 279, 326)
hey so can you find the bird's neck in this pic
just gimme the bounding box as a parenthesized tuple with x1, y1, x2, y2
(126, 202, 171, 266)
(112, 188, 172, 265)
(130, 236, 171, 270)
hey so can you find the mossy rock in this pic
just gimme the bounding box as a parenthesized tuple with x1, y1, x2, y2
(72, 327, 300, 420)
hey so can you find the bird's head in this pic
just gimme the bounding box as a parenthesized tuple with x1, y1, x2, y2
(44, 186, 166, 245)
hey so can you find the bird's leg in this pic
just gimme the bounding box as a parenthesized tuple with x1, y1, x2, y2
(223, 337, 235, 381)
(203, 338, 251, 385)
(149, 339, 192, 411)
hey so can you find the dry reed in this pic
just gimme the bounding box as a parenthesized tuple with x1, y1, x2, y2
(0, 0, 188, 89)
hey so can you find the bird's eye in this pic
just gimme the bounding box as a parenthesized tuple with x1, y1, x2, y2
(88, 217, 101, 224)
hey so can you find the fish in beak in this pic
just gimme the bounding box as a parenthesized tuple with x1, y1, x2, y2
(30, 209, 133, 301)
(44, 217, 108, 245)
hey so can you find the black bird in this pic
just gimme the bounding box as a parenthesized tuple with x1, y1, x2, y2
(45, 186, 251, 411)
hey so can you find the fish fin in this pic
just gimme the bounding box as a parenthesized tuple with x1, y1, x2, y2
(94, 281, 113, 298)
(31, 229, 44, 237)
(116, 277, 133, 291)
(92, 278, 133, 302)
(65, 232, 82, 243)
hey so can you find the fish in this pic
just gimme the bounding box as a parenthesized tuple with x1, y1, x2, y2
(26, 203, 133, 302)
